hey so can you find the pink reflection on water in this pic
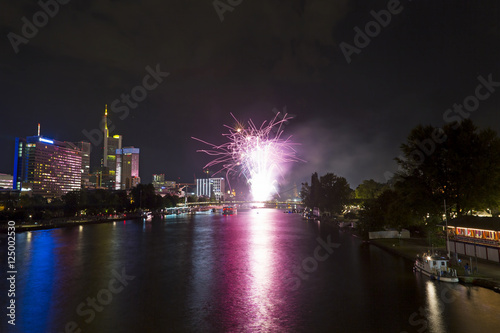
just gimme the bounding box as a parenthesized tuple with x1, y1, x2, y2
(197, 209, 301, 331)
(246, 208, 276, 330)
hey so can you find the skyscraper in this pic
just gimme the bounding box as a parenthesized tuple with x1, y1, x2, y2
(102, 105, 122, 189)
(115, 147, 140, 190)
(75, 141, 91, 188)
(13, 135, 83, 198)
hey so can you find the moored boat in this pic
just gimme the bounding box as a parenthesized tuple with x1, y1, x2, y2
(413, 252, 459, 283)
(223, 206, 237, 215)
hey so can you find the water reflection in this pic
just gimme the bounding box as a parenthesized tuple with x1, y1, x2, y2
(6, 211, 500, 333)
(425, 281, 446, 333)
(247, 209, 274, 330)
(19, 231, 56, 332)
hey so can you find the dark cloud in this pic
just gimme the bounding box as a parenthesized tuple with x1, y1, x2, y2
(1, 0, 500, 189)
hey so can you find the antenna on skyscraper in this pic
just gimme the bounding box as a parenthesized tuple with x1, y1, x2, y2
(38, 123, 40, 136)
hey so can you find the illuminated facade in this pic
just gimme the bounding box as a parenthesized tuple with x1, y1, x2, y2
(102, 105, 122, 189)
(196, 177, 225, 200)
(446, 216, 500, 263)
(13, 136, 83, 198)
(152, 174, 177, 195)
(75, 141, 91, 188)
(115, 147, 140, 190)
(0, 173, 13, 189)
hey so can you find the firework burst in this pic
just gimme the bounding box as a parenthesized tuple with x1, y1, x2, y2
(192, 113, 302, 201)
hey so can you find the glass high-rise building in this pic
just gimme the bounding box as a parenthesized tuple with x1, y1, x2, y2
(13, 135, 83, 198)
(102, 105, 122, 189)
(115, 147, 140, 190)
(75, 141, 91, 188)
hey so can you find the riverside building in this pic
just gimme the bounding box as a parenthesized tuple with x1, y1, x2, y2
(13, 135, 83, 199)
(115, 147, 140, 190)
(196, 177, 225, 201)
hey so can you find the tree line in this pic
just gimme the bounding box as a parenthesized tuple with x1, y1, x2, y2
(301, 119, 500, 238)
(300, 172, 353, 215)
(0, 184, 183, 221)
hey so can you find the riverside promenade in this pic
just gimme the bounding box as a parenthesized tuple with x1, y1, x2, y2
(0, 213, 142, 233)
(371, 238, 500, 290)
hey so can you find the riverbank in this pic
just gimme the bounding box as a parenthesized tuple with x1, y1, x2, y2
(0, 213, 144, 233)
(370, 237, 500, 292)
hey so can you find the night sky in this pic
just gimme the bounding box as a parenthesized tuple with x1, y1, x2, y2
(1, 0, 500, 191)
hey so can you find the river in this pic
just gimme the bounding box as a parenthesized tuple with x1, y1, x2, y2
(1, 208, 499, 332)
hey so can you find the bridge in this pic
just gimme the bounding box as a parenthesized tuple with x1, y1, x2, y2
(176, 200, 303, 208)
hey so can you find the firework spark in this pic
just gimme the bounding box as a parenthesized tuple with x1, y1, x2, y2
(192, 113, 302, 201)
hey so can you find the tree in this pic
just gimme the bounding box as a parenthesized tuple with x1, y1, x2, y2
(18, 194, 50, 220)
(358, 189, 396, 238)
(310, 172, 321, 208)
(300, 182, 311, 207)
(131, 184, 158, 210)
(62, 191, 81, 217)
(163, 194, 180, 208)
(301, 172, 352, 214)
(319, 173, 352, 214)
(301, 172, 322, 208)
(396, 119, 500, 216)
(355, 179, 387, 200)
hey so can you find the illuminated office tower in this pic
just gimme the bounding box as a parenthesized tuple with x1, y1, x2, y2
(196, 177, 225, 200)
(75, 141, 91, 188)
(115, 147, 140, 190)
(13, 135, 83, 198)
(102, 105, 122, 189)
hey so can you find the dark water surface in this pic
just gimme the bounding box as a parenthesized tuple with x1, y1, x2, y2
(1, 209, 500, 332)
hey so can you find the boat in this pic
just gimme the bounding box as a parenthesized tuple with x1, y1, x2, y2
(302, 209, 314, 220)
(141, 211, 153, 221)
(413, 252, 459, 283)
(222, 206, 237, 215)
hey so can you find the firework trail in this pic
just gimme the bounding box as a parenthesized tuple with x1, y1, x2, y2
(192, 113, 302, 201)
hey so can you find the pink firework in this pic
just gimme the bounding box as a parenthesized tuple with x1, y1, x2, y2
(192, 113, 301, 201)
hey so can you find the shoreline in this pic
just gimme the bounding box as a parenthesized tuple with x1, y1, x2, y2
(368, 237, 500, 292)
(0, 213, 144, 233)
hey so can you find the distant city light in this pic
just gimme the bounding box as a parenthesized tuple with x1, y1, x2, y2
(39, 137, 54, 144)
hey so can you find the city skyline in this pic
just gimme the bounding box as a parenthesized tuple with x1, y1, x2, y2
(2, 2, 500, 332)
(2, 1, 500, 188)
